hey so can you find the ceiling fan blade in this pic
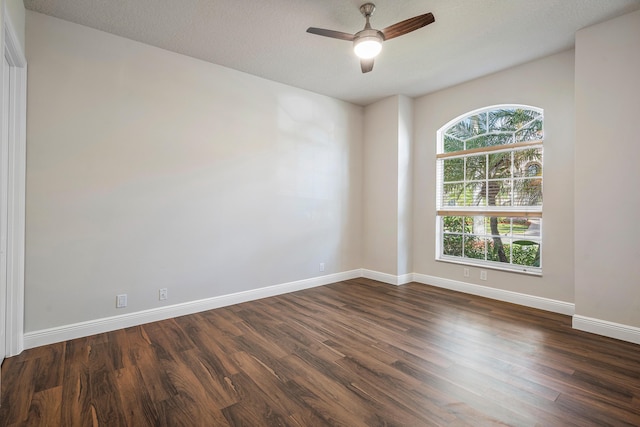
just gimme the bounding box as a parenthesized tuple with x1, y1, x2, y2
(306, 27, 355, 41)
(360, 58, 374, 73)
(381, 12, 435, 40)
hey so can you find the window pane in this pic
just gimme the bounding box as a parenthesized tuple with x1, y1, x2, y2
(513, 148, 543, 177)
(467, 113, 488, 136)
(497, 182, 513, 207)
(446, 113, 487, 141)
(465, 155, 486, 180)
(468, 216, 485, 235)
(487, 237, 511, 263)
(464, 182, 485, 206)
(464, 236, 485, 260)
(443, 183, 464, 206)
(515, 160, 543, 178)
(512, 240, 540, 267)
(443, 158, 464, 182)
(488, 151, 511, 179)
(443, 234, 463, 257)
(509, 218, 541, 239)
(525, 163, 542, 177)
(444, 135, 463, 153)
(513, 178, 542, 206)
(494, 217, 510, 237)
(489, 108, 517, 132)
(489, 108, 541, 133)
(463, 216, 474, 233)
(442, 216, 463, 233)
(487, 180, 512, 207)
(515, 119, 543, 141)
(506, 218, 520, 238)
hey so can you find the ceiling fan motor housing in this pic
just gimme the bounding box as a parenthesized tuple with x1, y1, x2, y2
(360, 3, 376, 18)
(354, 28, 384, 44)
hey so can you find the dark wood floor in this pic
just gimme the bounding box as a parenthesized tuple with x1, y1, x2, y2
(2, 278, 640, 426)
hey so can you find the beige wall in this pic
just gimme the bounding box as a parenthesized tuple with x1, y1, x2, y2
(397, 95, 413, 277)
(362, 96, 400, 275)
(25, 12, 362, 332)
(574, 10, 640, 327)
(412, 50, 576, 303)
(4, 0, 26, 52)
(361, 95, 415, 278)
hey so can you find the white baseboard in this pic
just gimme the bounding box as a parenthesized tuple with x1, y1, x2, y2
(31, 269, 640, 350)
(361, 269, 401, 285)
(572, 315, 640, 345)
(23, 269, 361, 350)
(397, 273, 413, 285)
(412, 273, 575, 316)
(361, 269, 414, 286)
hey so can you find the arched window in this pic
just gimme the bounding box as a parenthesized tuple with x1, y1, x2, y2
(436, 105, 543, 273)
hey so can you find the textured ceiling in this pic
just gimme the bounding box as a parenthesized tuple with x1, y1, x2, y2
(23, 0, 640, 106)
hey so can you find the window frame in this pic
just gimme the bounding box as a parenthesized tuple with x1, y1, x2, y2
(435, 104, 543, 275)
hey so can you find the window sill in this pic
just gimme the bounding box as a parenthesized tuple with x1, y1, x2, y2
(436, 257, 542, 277)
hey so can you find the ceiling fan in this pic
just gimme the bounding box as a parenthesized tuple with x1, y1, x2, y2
(306, 3, 435, 73)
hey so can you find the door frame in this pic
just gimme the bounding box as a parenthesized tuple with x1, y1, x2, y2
(1, 7, 27, 358)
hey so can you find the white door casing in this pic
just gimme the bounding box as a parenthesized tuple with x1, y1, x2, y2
(0, 53, 8, 363)
(1, 6, 27, 360)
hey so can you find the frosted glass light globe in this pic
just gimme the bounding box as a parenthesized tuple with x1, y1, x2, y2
(354, 37, 382, 59)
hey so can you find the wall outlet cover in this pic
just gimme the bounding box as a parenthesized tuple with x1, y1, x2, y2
(116, 294, 127, 308)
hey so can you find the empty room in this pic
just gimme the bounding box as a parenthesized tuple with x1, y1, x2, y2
(1, 0, 640, 425)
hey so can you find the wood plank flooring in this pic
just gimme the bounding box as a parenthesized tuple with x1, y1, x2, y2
(2, 278, 640, 426)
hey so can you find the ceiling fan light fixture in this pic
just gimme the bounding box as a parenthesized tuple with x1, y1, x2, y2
(353, 37, 382, 59)
(353, 35, 382, 59)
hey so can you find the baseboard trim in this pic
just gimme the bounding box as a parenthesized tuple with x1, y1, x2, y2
(38, 269, 640, 350)
(361, 269, 402, 286)
(360, 269, 414, 286)
(23, 269, 361, 350)
(572, 315, 640, 345)
(412, 273, 575, 316)
(397, 273, 414, 286)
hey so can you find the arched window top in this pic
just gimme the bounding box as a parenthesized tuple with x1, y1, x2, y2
(439, 105, 543, 154)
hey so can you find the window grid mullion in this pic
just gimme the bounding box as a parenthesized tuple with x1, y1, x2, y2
(511, 151, 515, 208)
(485, 153, 489, 208)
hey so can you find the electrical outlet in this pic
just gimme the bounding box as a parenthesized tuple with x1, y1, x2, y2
(116, 294, 127, 308)
(159, 288, 168, 301)
(319, 262, 325, 272)
(480, 270, 487, 281)
(464, 268, 470, 277)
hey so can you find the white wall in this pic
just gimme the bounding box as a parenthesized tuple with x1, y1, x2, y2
(413, 50, 576, 303)
(574, 10, 640, 329)
(25, 12, 362, 332)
